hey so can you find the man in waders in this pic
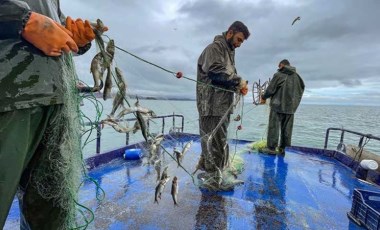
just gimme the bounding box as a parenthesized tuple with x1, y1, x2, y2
(196, 21, 250, 177)
(260, 59, 305, 155)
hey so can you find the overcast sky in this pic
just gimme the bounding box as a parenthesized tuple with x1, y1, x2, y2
(61, 0, 380, 106)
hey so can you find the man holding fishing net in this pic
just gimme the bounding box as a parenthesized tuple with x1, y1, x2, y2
(0, 0, 106, 228)
(196, 21, 250, 190)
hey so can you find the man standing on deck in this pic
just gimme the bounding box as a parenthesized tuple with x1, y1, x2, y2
(260, 59, 305, 154)
(196, 21, 250, 175)
(0, 0, 106, 228)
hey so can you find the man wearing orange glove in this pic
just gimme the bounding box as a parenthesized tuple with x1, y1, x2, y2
(196, 21, 250, 178)
(0, 0, 103, 229)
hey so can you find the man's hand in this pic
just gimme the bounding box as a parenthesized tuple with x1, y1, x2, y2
(238, 79, 248, 96)
(65, 17, 96, 47)
(260, 97, 266, 104)
(22, 12, 78, 56)
(240, 85, 248, 96)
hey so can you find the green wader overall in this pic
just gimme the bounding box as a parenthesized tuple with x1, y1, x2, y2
(0, 105, 68, 229)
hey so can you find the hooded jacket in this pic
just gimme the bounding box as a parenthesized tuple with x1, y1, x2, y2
(196, 33, 242, 117)
(0, 0, 86, 113)
(262, 65, 305, 114)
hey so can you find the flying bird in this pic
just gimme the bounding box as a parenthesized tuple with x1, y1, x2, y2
(291, 16, 301, 26)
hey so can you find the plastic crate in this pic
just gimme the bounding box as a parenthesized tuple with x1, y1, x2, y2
(348, 189, 380, 230)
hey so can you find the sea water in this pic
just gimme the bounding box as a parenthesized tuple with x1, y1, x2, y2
(80, 98, 380, 158)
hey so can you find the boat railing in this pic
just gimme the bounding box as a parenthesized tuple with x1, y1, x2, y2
(324, 127, 380, 152)
(84, 114, 184, 154)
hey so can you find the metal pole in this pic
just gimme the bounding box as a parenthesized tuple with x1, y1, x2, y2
(172, 112, 175, 132)
(126, 132, 130, 146)
(324, 128, 331, 149)
(340, 130, 345, 144)
(358, 136, 364, 148)
(162, 117, 165, 134)
(181, 116, 184, 132)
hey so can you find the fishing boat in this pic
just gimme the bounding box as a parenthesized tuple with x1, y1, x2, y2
(4, 114, 380, 229)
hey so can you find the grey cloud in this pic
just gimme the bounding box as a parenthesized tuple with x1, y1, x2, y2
(61, 0, 380, 105)
(340, 79, 362, 87)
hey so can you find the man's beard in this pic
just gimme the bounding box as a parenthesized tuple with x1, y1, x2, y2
(227, 37, 235, 50)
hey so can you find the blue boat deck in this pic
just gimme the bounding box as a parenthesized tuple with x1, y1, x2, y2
(5, 134, 379, 229)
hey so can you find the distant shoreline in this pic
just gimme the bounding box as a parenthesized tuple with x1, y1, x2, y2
(92, 92, 195, 101)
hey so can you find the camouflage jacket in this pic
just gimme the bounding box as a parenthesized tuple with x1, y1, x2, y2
(196, 33, 242, 117)
(262, 65, 305, 114)
(0, 0, 87, 113)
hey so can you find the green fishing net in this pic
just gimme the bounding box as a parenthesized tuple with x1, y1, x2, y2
(30, 54, 84, 229)
(197, 155, 245, 191)
(250, 139, 267, 151)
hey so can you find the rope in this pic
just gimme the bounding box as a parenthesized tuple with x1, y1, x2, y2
(101, 35, 236, 94)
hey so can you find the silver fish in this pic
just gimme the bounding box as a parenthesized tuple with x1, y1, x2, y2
(103, 67, 112, 100)
(116, 107, 138, 119)
(136, 110, 148, 142)
(110, 92, 125, 116)
(171, 176, 179, 206)
(91, 19, 106, 52)
(133, 96, 149, 141)
(111, 67, 127, 114)
(111, 123, 135, 133)
(116, 107, 155, 119)
(102, 120, 134, 133)
(101, 119, 118, 128)
(154, 159, 161, 181)
(182, 140, 193, 156)
(102, 40, 115, 101)
(115, 67, 127, 90)
(148, 143, 158, 163)
(153, 133, 164, 145)
(160, 166, 169, 181)
(90, 52, 105, 91)
(92, 20, 108, 62)
(174, 148, 183, 168)
(102, 39, 115, 69)
(154, 177, 170, 204)
(90, 19, 107, 35)
(106, 39, 115, 58)
(132, 121, 140, 134)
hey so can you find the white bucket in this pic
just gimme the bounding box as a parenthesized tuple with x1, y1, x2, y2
(360, 159, 379, 170)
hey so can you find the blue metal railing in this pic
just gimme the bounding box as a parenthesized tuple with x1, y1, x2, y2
(84, 114, 184, 154)
(324, 128, 380, 151)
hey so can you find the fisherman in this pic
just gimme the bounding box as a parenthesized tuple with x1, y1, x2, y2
(196, 21, 250, 175)
(260, 59, 305, 154)
(0, 1, 106, 228)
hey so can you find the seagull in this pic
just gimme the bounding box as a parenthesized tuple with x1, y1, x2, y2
(292, 16, 301, 26)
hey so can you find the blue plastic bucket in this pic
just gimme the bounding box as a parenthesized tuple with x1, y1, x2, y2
(123, 148, 142, 160)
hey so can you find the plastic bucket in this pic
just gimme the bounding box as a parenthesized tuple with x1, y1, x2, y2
(360, 159, 379, 170)
(123, 148, 142, 160)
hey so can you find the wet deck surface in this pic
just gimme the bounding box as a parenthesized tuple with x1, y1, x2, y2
(5, 135, 379, 229)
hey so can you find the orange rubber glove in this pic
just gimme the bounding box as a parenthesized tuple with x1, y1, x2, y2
(65, 16, 96, 47)
(22, 12, 78, 56)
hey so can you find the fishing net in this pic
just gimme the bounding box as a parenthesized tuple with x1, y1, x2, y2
(30, 54, 83, 229)
(250, 139, 268, 151)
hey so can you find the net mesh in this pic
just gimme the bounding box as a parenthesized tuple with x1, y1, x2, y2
(30, 54, 84, 229)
